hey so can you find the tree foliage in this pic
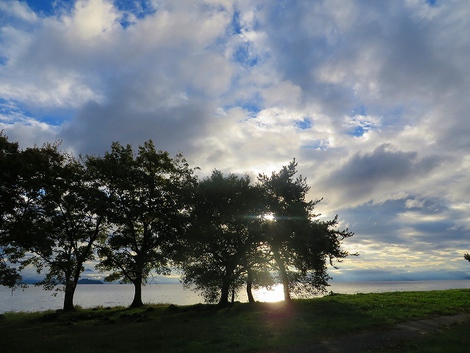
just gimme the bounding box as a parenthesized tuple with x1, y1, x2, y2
(178, 161, 354, 305)
(2, 139, 107, 311)
(87, 140, 196, 308)
(179, 170, 272, 305)
(0, 133, 24, 287)
(258, 160, 355, 301)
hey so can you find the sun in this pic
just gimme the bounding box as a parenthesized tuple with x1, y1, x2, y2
(253, 284, 284, 302)
(262, 213, 275, 222)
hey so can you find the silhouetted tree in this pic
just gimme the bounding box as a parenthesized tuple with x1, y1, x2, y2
(87, 141, 196, 308)
(179, 171, 272, 306)
(464, 254, 470, 262)
(258, 160, 355, 301)
(1, 139, 107, 311)
(0, 133, 24, 288)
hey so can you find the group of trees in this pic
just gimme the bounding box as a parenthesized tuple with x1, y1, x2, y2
(0, 133, 355, 311)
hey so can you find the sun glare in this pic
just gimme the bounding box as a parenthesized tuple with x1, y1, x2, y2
(253, 284, 284, 302)
(262, 213, 275, 222)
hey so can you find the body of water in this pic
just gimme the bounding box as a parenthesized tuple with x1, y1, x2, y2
(2, 280, 470, 314)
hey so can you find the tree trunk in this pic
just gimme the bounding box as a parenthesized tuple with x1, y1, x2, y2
(130, 276, 144, 308)
(273, 250, 291, 302)
(246, 269, 255, 304)
(218, 279, 230, 307)
(63, 280, 77, 312)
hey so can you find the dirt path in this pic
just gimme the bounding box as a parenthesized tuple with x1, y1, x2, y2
(265, 313, 470, 353)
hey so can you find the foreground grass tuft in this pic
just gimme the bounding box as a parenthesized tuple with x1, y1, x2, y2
(1, 289, 470, 353)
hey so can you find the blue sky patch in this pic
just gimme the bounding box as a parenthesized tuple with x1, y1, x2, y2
(22, 1, 156, 24)
(240, 102, 262, 114)
(114, 0, 155, 18)
(348, 119, 373, 137)
(113, 0, 157, 28)
(233, 42, 258, 67)
(35, 114, 68, 127)
(0, 98, 21, 120)
(295, 117, 312, 130)
(223, 94, 264, 117)
(231, 9, 242, 35)
(23, 0, 56, 16)
(350, 125, 367, 137)
(23, 0, 75, 17)
(239, 92, 264, 114)
(0, 98, 71, 127)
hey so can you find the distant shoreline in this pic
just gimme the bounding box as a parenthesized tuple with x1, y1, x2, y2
(77, 279, 104, 285)
(3, 279, 470, 315)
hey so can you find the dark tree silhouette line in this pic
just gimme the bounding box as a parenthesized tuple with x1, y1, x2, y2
(0, 133, 355, 311)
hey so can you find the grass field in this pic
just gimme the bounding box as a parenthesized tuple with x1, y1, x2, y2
(383, 319, 470, 353)
(1, 289, 470, 353)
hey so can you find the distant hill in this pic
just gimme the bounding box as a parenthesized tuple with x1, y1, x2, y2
(78, 279, 104, 284)
(22, 278, 40, 285)
(21, 278, 104, 285)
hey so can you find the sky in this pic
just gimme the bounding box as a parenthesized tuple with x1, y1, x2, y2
(1, 0, 470, 283)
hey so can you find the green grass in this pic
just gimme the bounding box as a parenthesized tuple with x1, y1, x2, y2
(1, 289, 470, 353)
(383, 320, 470, 353)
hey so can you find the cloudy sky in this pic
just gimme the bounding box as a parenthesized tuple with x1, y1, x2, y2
(1, 0, 470, 282)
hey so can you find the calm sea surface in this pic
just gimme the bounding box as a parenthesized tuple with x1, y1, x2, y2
(2, 280, 470, 314)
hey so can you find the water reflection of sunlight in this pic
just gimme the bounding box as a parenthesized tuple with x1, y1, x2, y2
(253, 284, 284, 302)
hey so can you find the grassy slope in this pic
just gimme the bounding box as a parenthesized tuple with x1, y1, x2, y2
(1, 289, 470, 353)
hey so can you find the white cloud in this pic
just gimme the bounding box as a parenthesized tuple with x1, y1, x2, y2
(0, 116, 59, 148)
(64, 0, 121, 42)
(405, 198, 425, 209)
(2, 0, 470, 281)
(0, 1, 37, 23)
